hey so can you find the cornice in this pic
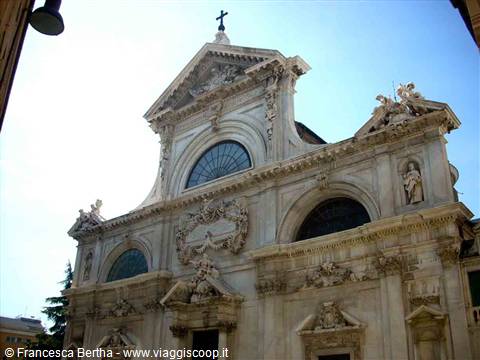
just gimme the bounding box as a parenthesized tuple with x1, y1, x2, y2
(146, 53, 311, 131)
(63, 270, 173, 297)
(248, 202, 472, 261)
(70, 109, 461, 240)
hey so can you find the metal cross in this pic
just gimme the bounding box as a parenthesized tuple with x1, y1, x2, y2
(216, 10, 228, 31)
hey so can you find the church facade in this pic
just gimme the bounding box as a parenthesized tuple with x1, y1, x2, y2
(64, 30, 480, 360)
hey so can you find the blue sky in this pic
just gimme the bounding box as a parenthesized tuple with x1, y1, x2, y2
(0, 1, 478, 327)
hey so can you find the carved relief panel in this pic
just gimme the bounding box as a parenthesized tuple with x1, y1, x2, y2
(175, 197, 249, 265)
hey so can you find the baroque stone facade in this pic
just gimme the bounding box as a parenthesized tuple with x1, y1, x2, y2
(64, 31, 480, 360)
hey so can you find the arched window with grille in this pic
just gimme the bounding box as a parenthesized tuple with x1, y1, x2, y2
(106, 249, 148, 282)
(186, 141, 251, 189)
(296, 197, 371, 241)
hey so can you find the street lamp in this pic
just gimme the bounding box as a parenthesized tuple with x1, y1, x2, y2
(30, 0, 64, 36)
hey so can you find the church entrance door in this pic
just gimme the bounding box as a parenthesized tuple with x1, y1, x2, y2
(192, 329, 219, 359)
(318, 354, 350, 360)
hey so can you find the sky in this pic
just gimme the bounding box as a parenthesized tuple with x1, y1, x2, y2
(0, 0, 478, 328)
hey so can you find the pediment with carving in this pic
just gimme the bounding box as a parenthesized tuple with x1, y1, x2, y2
(175, 198, 248, 265)
(356, 82, 450, 137)
(161, 254, 242, 336)
(144, 44, 279, 119)
(96, 328, 135, 359)
(296, 302, 365, 334)
(297, 302, 365, 360)
(68, 199, 105, 238)
(161, 254, 241, 306)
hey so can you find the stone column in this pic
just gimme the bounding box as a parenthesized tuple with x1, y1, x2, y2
(424, 131, 454, 205)
(438, 245, 473, 360)
(218, 330, 228, 360)
(72, 245, 84, 287)
(169, 325, 188, 349)
(375, 149, 395, 218)
(376, 253, 409, 359)
(262, 294, 285, 359)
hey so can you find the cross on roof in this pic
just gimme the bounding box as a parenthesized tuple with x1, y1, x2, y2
(216, 10, 228, 32)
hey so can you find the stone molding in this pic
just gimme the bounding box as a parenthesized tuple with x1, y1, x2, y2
(69, 109, 462, 241)
(64, 270, 173, 296)
(175, 198, 249, 265)
(297, 302, 365, 360)
(249, 203, 470, 261)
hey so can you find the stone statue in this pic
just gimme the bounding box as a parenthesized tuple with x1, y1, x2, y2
(397, 82, 424, 102)
(403, 162, 423, 204)
(82, 250, 93, 281)
(316, 302, 347, 329)
(90, 199, 102, 216)
(190, 253, 219, 279)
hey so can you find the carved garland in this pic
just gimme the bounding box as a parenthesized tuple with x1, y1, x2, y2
(159, 124, 174, 181)
(302, 261, 370, 290)
(175, 198, 248, 265)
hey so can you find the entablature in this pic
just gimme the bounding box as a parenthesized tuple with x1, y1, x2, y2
(249, 202, 472, 262)
(69, 108, 461, 241)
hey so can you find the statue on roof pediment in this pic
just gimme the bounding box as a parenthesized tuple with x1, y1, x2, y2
(355, 82, 448, 136)
(68, 199, 105, 237)
(189, 63, 244, 97)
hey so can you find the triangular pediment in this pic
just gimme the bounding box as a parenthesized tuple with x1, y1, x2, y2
(144, 42, 284, 119)
(406, 305, 445, 323)
(355, 83, 460, 137)
(96, 328, 135, 349)
(296, 302, 364, 335)
(160, 275, 239, 306)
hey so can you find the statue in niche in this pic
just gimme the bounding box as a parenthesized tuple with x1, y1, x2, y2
(403, 162, 424, 204)
(82, 250, 93, 281)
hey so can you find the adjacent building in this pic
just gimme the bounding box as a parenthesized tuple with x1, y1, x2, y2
(0, 316, 43, 359)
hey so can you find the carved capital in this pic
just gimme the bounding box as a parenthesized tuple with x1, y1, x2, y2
(437, 245, 459, 266)
(374, 252, 402, 276)
(169, 325, 188, 338)
(255, 275, 286, 296)
(85, 306, 102, 319)
(143, 297, 163, 313)
(217, 320, 237, 333)
(110, 299, 136, 318)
